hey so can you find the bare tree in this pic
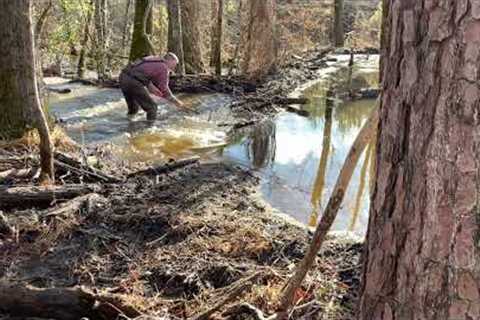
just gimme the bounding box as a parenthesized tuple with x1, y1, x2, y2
(210, 0, 223, 75)
(0, 0, 55, 182)
(94, 0, 109, 80)
(167, 0, 185, 74)
(241, 0, 277, 79)
(129, 0, 155, 62)
(180, 0, 205, 73)
(333, 0, 344, 47)
(359, 1, 480, 319)
(77, 1, 93, 78)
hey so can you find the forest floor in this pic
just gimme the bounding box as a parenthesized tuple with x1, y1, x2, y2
(0, 47, 363, 320)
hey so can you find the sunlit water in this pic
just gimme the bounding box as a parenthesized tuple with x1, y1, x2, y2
(46, 54, 379, 236)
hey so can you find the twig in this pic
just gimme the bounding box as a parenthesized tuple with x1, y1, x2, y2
(189, 272, 262, 320)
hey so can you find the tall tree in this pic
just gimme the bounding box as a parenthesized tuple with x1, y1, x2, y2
(94, 0, 109, 80)
(210, 0, 223, 75)
(241, 0, 277, 79)
(77, 1, 93, 78)
(121, 0, 133, 55)
(0, 0, 54, 181)
(359, 1, 480, 319)
(129, 0, 155, 62)
(180, 0, 205, 73)
(333, 0, 344, 47)
(167, 0, 185, 74)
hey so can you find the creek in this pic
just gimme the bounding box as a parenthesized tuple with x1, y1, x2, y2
(47, 54, 379, 236)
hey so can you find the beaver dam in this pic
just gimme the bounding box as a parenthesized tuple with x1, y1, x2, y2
(0, 53, 379, 319)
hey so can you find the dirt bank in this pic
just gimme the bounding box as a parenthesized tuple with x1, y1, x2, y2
(0, 141, 362, 319)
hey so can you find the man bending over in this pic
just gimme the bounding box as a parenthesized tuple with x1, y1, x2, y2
(119, 52, 186, 121)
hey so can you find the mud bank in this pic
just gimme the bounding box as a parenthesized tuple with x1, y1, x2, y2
(0, 142, 362, 319)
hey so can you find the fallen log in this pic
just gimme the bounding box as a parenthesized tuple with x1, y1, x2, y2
(0, 184, 101, 208)
(0, 281, 141, 320)
(47, 87, 72, 94)
(128, 156, 200, 178)
(55, 152, 122, 183)
(0, 167, 38, 183)
(44, 193, 108, 218)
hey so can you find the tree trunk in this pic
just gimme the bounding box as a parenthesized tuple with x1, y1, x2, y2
(121, 0, 133, 56)
(77, 2, 93, 79)
(241, 0, 277, 79)
(0, 0, 54, 182)
(333, 0, 344, 47)
(211, 0, 223, 76)
(210, 0, 219, 67)
(358, 1, 480, 319)
(180, 0, 205, 74)
(228, 0, 243, 75)
(0, 184, 101, 209)
(167, 0, 185, 74)
(129, 0, 155, 62)
(34, 0, 53, 47)
(94, 0, 109, 81)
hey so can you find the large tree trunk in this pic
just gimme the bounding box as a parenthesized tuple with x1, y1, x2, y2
(0, 0, 54, 182)
(167, 0, 185, 75)
(333, 0, 344, 47)
(241, 0, 277, 79)
(358, 1, 480, 319)
(129, 0, 155, 62)
(211, 0, 223, 76)
(94, 0, 109, 81)
(180, 0, 205, 74)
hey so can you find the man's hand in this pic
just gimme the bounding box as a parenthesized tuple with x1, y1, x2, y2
(174, 99, 197, 113)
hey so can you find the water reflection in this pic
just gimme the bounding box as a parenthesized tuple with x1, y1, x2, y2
(248, 120, 276, 169)
(349, 141, 373, 231)
(308, 96, 333, 227)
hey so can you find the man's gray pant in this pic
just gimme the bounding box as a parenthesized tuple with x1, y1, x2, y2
(119, 72, 157, 120)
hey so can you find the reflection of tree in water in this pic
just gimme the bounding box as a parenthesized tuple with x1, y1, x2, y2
(308, 100, 333, 227)
(349, 140, 373, 231)
(247, 119, 276, 169)
(302, 68, 377, 133)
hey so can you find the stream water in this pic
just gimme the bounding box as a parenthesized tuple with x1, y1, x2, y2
(47, 54, 379, 236)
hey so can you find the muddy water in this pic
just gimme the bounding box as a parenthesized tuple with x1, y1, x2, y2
(46, 54, 378, 236)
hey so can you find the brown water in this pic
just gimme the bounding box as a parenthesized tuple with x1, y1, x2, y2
(47, 54, 379, 236)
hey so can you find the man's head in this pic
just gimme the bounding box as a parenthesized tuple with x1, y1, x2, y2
(163, 52, 179, 71)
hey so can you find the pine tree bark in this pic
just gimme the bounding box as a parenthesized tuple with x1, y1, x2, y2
(180, 0, 205, 74)
(241, 0, 277, 79)
(333, 0, 344, 47)
(129, 0, 155, 62)
(167, 0, 185, 74)
(358, 1, 480, 319)
(0, 0, 54, 181)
